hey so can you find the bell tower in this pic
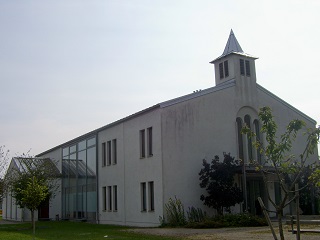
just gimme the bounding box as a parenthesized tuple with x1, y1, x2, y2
(210, 30, 258, 87)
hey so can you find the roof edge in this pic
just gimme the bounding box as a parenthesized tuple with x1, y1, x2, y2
(257, 84, 317, 125)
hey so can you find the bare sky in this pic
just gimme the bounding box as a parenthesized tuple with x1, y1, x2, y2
(1, 0, 319, 158)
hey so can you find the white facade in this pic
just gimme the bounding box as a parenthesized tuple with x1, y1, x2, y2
(2, 30, 318, 226)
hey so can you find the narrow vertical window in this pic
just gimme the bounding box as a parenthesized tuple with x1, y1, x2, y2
(219, 62, 224, 79)
(254, 120, 262, 163)
(112, 139, 117, 164)
(107, 141, 111, 165)
(245, 60, 251, 76)
(141, 182, 147, 211)
(140, 129, 146, 158)
(107, 186, 112, 211)
(102, 187, 107, 211)
(147, 127, 153, 156)
(113, 185, 118, 211)
(236, 117, 244, 160)
(102, 142, 106, 167)
(274, 182, 282, 205)
(148, 181, 154, 211)
(240, 59, 245, 75)
(224, 60, 229, 77)
(244, 115, 253, 160)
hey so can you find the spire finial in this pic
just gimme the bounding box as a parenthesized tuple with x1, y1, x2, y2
(222, 29, 243, 55)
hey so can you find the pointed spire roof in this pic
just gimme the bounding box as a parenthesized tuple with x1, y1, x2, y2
(210, 29, 258, 63)
(222, 29, 243, 55)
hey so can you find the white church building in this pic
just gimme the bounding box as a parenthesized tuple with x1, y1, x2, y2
(2, 30, 318, 226)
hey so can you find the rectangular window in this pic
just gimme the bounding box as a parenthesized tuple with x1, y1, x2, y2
(112, 139, 117, 164)
(148, 181, 154, 211)
(107, 186, 112, 211)
(102, 187, 107, 211)
(141, 182, 147, 211)
(102, 142, 106, 167)
(274, 182, 282, 205)
(140, 129, 146, 158)
(245, 60, 251, 76)
(113, 185, 118, 211)
(147, 127, 153, 157)
(107, 141, 111, 165)
(240, 59, 245, 75)
(224, 60, 229, 77)
(219, 62, 224, 79)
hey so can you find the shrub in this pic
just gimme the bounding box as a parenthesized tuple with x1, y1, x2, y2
(187, 207, 207, 223)
(213, 213, 267, 227)
(162, 197, 186, 227)
(186, 213, 267, 228)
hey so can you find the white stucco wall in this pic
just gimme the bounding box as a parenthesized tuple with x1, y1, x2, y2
(98, 108, 163, 227)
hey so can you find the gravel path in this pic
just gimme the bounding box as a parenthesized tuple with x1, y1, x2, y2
(129, 225, 320, 240)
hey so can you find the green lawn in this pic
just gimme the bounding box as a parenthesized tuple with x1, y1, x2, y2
(0, 221, 181, 240)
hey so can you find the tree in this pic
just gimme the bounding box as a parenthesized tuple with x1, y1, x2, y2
(13, 176, 48, 237)
(199, 152, 243, 215)
(7, 156, 60, 238)
(0, 145, 10, 201)
(241, 106, 320, 240)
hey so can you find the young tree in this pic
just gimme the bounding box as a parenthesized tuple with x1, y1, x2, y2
(7, 156, 60, 236)
(13, 175, 48, 237)
(199, 152, 243, 215)
(0, 145, 10, 201)
(241, 106, 320, 240)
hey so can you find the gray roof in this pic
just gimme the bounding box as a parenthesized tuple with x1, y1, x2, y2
(222, 29, 243, 55)
(210, 29, 258, 63)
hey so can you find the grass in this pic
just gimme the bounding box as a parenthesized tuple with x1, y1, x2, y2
(0, 221, 181, 240)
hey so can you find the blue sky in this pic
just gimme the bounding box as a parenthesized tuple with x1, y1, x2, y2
(1, 0, 320, 157)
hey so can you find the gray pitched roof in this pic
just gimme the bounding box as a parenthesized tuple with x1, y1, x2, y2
(210, 29, 258, 63)
(222, 29, 243, 55)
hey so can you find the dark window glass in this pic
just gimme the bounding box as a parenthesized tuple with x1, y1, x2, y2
(140, 130, 146, 158)
(148, 181, 154, 211)
(240, 59, 245, 75)
(147, 127, 153, 156)
(112, 139, 117, 164)
(236, 117, 244, 160)
(224, 60, 229, 77)
(102, 142, 106, 166)
(245, 60, 251, 76)
(141, 182, 147, 211)
(219, 62, 224, 79)
(113, 185, 118, 211)
(108, 186, 112, 211)
(254, 120, 262, 163)
(107, 141, 111, 165)
(244, 115, 253, 160)
(102, 187, 106, 211)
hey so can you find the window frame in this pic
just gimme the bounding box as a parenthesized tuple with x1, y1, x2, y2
(107, 141, 111, 165)
(141, 182, 147, 212)
(113, 185, 118, 212)
(140, 129, 146, 158)
(102, 186, 107, 211)
(148, 181, 154, 211)
(102, 142, 106, 167)
(224, 60, 229, 77)
(112, 139, 117, 164)
(107, 186, 112, 211)
(147, 127, 153, 157)
(219, 62, 224, 79)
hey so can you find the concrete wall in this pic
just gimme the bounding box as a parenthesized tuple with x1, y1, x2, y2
(98, 108, 163, 227)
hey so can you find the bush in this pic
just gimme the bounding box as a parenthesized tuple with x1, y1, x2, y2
(186, 213, 267, 228)
(187, 207, 207, 223)
(161, 197, 186, 227)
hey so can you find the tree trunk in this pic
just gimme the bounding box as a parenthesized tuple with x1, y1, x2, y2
(31, 210, 35, 240)
(277, 210, 285, 240)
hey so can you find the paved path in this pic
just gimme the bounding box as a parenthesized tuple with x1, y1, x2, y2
(129, 225, 320, 240)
